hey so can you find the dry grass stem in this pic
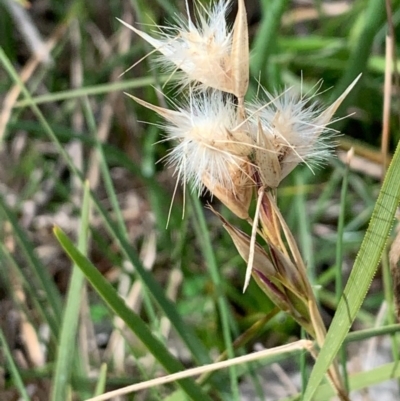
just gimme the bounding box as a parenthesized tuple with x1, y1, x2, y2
(85, 340, 313, 401)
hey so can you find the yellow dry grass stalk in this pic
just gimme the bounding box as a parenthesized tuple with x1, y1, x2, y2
(85, 340, 314, 401)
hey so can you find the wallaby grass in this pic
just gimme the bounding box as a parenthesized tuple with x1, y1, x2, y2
(0, 0, 400, 401)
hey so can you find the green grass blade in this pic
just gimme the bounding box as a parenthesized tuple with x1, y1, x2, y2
(303, 139, 400, 401)
(0, 196, 62, 335)
(53, 226, 214, 401)
(14, 77, 165, 108)
(0, 328, 31, 401)
(345, 324, 400, 343)
(50, 181, 91, 401)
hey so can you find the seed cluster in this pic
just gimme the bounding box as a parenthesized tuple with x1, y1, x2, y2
(120, 0, 359, 220)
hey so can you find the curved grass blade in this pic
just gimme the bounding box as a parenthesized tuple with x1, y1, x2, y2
(53, 226, 213, 401)
(303, 139, 400, 401)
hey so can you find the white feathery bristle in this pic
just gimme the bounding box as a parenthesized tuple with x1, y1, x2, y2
(119, 1, 236, 93)
(248, 82, 352, 185)
(161, 91, 253, 194)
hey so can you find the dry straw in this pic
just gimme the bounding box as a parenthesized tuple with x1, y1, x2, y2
(121, 1, 360, 400)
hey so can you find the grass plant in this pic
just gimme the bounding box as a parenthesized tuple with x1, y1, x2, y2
(0, 0, 400, 400)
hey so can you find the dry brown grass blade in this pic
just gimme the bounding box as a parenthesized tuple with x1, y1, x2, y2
(85, 340, 313, 401)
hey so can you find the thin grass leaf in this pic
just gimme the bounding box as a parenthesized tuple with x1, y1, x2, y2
(14, 76, 165, 108)
(0, 328, 31, 401)
(50, 181, 91, 401)
(303, 139, 400, 401)
(344, 324, 400, 343)
(53, 226, 214, 401)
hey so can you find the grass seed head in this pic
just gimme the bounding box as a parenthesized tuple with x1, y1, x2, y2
(248, 75, 361, 187)
(129, 91, 254, 199)
(119, 0, 249, 97)
(202, 160, 252, 219)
